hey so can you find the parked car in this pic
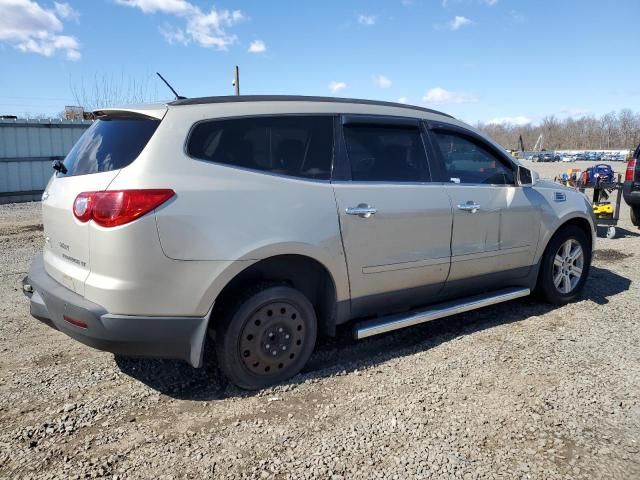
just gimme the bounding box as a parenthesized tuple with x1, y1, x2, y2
(603, 153, 624, 162)
(539, 153, 554, 162)
(23, 95, 596, 389)
(562, 154, 576, 162)
(623, 145, 640, 227)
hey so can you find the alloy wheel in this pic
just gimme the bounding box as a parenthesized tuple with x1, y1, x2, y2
(553, 239, 585, 294)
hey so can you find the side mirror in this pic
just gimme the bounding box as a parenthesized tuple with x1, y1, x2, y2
(517, 165, 537, 186)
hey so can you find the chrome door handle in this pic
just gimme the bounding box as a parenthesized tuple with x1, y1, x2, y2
(346, 204, 377, 218)
(457, 202, 481, 213)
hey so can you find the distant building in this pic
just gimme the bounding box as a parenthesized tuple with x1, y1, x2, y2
(64, 106, 85, 120)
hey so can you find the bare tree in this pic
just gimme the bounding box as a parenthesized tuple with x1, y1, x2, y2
(618, 109, 635, 149)
(477, 109, 640, 151)
(70, 72, 162, 111)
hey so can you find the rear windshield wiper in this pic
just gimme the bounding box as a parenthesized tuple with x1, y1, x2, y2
(52, 159, 68, 174)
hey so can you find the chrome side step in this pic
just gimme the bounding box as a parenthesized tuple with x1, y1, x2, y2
(354, 287, 530, 339)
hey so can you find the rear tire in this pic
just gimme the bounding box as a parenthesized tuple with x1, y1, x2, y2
(631, 206, 640, 227)
(536, 225, 591, 305)
(215, 285, 317, 390)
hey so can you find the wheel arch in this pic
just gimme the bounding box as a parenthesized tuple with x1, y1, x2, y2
(209, 253, 348, 338)
(553, 216, 594, 248)
(534, 214, 594, 286)
(534, 215, 593, 304)
(536, 213, 595, 265)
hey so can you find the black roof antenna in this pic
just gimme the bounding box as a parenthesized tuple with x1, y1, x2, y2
(156, 72, 186, 100)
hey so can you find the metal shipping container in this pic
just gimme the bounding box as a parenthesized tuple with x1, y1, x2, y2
(0, 118, 91, 204)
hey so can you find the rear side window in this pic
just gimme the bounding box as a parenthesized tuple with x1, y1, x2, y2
(59, 118, 160, 177)
(188, 116, 334, 180)
(432, 131, 514, 185)
(343, 125, 428, 182)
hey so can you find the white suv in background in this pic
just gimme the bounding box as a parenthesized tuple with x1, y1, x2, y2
(24, 96, 596, 389)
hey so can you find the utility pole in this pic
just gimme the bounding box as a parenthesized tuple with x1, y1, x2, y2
(233, 65, 240, 96)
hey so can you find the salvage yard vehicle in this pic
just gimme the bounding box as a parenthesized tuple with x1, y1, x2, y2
(23, 95, 596, 389)
(624, 144, 640, 227)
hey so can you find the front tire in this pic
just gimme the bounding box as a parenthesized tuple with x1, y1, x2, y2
(215, 285, 317, 390)
(537, 225, 591, 305)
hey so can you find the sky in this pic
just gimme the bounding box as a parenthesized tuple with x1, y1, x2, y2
(0, 0, 639, 125)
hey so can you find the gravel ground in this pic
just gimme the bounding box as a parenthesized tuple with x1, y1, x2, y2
(0, 161, 638, 479)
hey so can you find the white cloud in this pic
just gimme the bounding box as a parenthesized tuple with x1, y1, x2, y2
(54, 2, 78, 21)
(65, 46, 81, 60)
(115, 0, 193, 15)
(0, 0, 81, 60)
(397, 96, 409, 104)
(159, 23, 187, 44)
(487, 116, 531, 126)
(444, 0, 496, 7)
(423, 87, 478, 104)
(558, 108, 591, 118)
(510, 10, 526, 23)
(248, 39, 266, 54)
(116, 0, 244, 50)
(374, 75, 392, 89)
(328, 81, 347, 94)
(357, 14, 376, 26)
(449, 15, 472, 30)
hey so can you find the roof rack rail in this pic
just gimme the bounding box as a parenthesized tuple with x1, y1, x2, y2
(169, 95, 454, 119)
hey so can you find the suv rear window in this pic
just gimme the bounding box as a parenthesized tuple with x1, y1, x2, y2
(59, 118, 160, 177)
(188, 116, 334, 180)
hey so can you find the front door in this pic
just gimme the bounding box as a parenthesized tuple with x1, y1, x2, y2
(427, 127, 540, 287)
(332, 116, 453, 318)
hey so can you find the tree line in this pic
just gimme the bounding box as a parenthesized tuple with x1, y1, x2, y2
(476, 109, 640, 152)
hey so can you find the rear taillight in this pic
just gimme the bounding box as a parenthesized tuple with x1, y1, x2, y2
(73, 189, 175, 227)
(73, 191, 93, 222)
(626, 159, 637, 182)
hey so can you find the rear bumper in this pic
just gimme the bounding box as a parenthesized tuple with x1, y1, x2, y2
(23, 254, 209, 367)
(622, 181, 640, 206)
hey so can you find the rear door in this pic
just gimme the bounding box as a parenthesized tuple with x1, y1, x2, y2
(332, 115, 452, 318)
(42, 114, 162, 295)
(426, 123, 540, 287)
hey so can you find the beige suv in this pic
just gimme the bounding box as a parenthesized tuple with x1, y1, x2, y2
(24, 95, 595, 389)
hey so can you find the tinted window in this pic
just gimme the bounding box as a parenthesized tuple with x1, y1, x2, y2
(60, 118, 160, 177)
(433, 132, 514, 185)
(343, 125, 427, 182)
(188, 116, 333, 180)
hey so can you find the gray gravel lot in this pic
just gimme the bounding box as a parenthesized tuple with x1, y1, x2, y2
(0, 161, 638, 479)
